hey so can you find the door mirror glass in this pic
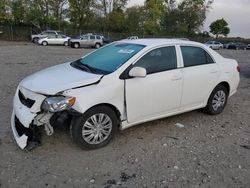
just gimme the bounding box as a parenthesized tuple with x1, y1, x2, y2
(129, 67, 147, 78)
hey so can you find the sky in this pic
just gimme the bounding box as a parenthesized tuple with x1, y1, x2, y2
(127, 0, 250, 38)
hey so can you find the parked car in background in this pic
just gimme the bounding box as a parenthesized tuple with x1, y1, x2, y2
(228, 42, 248, 50)
(11, 39, 240, 150)
(223, 42, 235, 49)
(247, 44, 250, 50)
(38, 35, 70, 46)
(205, 41, 223, 50)
(102, 36, 111, 44)
(69, 34, 103, 48)
(31, 30, 65, 43)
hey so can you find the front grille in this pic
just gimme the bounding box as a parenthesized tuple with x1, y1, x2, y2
(18, 90, 35, 108)
(14, 116, 32, 137)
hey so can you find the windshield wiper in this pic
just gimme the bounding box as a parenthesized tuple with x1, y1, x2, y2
(71, 59, 111, 75)
(71, 60, 95, 73)
(81, 63, 95, 73)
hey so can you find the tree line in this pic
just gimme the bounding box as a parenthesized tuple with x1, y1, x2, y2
(0, 0, 214, 36)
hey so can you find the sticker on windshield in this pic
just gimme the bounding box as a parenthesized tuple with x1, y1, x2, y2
(118, 49, 135, 54)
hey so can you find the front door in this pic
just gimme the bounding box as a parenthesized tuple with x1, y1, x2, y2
(125, 46, 183, 123)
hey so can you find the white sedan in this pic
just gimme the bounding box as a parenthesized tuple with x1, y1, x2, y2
(11, 39, 240, 150)
(205, 41, 223, 50)
(38, 35, 70, 46)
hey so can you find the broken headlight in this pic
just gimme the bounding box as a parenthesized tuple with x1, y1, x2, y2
(42, 96, 76, 112)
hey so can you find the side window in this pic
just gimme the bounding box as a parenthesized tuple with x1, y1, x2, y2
(48, 35, 56, 39)
(96, 36, 101, 40)
(135, 46, 177, 74)
(47, 31, 56, 35)
(181, 46, 214, 67)
(58, 35, 66, 38)
(90, 35, 95, 40)
(206, 52, 215, 64)
(81, 36, 88, 40)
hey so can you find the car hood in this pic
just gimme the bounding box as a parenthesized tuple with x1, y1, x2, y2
(20, 62, 103, 95)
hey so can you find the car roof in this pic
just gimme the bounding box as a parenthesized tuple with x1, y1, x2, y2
(120, 38, 201, 48)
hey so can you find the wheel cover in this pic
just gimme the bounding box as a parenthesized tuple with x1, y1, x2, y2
(82, 113, 112, 144)
(212, 90, 226, 111)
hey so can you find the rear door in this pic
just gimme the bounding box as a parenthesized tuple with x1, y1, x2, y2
(179, 46, 220, 110)
(88, 35, 96, 47)
(46, 35, 57, 44)
(125, 46, 183, 123)
(56, 35, 66, 44)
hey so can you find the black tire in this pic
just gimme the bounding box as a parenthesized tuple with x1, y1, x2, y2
(95, 43, 101, 49)
(70, 106, 118, 150)
(73, 43, 80, 48)
(204, 85, 228, 115)
(32, 37, 39, 43)
(63, 41, 68, 46)
(42, 41, 48, 46)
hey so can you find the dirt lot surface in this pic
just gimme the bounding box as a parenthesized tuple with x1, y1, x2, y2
(0, 42, 250, 188)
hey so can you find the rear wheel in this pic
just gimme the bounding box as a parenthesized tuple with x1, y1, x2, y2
(70, 106, 118, 150)
(42, 41, 48, 46)
(63, 41, 68, 46)
(204, 85, 228, 115)
(95, 43, 101, 49)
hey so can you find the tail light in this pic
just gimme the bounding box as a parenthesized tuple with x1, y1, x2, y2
(237, 65, 240, 72)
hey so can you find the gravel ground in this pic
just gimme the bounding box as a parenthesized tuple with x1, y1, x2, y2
(0, 42, 250, 188)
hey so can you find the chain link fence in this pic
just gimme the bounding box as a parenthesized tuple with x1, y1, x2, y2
(0, 24, 219, 43)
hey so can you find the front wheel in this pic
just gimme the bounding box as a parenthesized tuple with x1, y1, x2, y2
(42, 41, 48, 46)
(32, 37, 39, 43)
(70, 106, 118, 150)
(73, 43, 80, 48)
(204, 85, 228, 115)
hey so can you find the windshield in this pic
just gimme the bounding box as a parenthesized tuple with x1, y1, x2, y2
(79, 42, 145, 73)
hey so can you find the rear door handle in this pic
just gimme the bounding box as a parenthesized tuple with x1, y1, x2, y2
(171, 75, 182, 81)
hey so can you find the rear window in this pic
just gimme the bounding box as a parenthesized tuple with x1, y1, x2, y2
(181, 46, 214, 67)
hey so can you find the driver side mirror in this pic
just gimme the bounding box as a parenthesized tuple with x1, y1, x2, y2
(129, 67, 147, 78)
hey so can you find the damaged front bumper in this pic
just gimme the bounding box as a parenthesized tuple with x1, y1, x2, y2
(11, 112, 29, 149)
(11, 112, 41, 150)
(11, 86, 46, 150)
